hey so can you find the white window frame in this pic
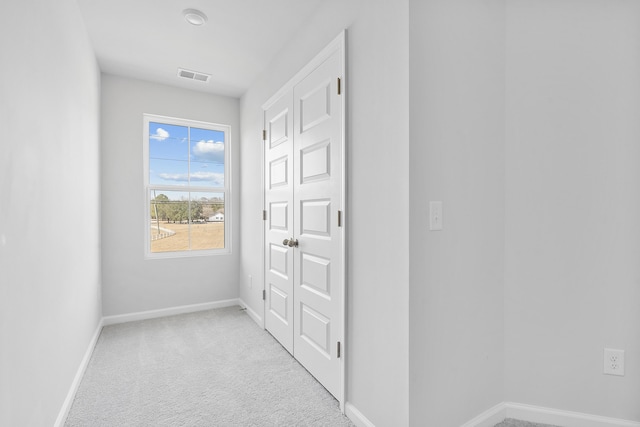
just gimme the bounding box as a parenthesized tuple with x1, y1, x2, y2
(143, 113, 231, 259)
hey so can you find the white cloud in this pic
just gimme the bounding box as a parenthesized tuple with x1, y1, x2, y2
(190, 171, 223, 183)
(192, 140, 224, 162)
(157, 173, 189, 182)
(158, 172, 223, 186)
(151, 128, 169, 141)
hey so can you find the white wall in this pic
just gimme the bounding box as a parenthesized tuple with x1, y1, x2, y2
(0, 0, 102, 425)
(409, 0, 506, 425)
(101, 74, 240, 316)
(239, 1, 410, 424)
(505, 0, 640, 421)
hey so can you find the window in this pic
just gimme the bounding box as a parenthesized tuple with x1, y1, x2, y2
(143, 114, 230, 257)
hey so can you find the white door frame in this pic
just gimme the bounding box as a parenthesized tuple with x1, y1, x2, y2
(260, 30, 347, 410)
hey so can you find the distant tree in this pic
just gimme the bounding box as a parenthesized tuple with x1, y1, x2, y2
(191, 200, 203, 221)
(152, 193, 170, 222)
(202, 203, 215, 219)
(164, 201, 179, 223)
(173, 201, 189, 223)
(150, 193, 170, 236)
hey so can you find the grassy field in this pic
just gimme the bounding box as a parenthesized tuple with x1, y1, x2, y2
(150, 222, 224, 252)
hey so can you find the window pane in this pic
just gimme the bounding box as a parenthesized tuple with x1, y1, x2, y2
(189, 161, 224, 187)
(149, 158, 189, 186)
(149, 191, 224, 253)
(149, 123, 189, 160)
(149, 190, 190, 253)
(190, 127, 225, 186)
(191, 192, 225, 250)
(149, 122, 190, 186)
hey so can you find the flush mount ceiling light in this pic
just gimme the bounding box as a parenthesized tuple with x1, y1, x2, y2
(183, 9, 208, 26)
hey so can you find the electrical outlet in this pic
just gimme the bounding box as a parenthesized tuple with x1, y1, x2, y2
(603, 348, 625, 376)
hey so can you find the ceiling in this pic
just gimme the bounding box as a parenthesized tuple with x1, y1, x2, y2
(77, 0, 325, 98)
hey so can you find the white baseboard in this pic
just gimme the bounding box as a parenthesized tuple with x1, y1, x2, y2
(102, 298, 239, 325)
(54, 317, 104, 427)
(345, 402, 376, 427)
(463, 402, 640, 427)
(461, 402, 507, 427)
(505, 402, 640, 427)
(238, 298, 263, 328)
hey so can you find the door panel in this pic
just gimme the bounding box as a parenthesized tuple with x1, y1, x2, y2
(264, 92, 294, 354)
(300, 83, 331, 132)
(268, 244, 289, 277)
(293, 48, 343, 399)
(300, 252, 331, 298)
(268, 202, 288, 230)
(269, 109, 289, 147)
(300, 140, 331, 183)
(268, 283, 289, 323)
(269, 156, 289, 188)
(300, 199, 331, 236)
(300, 304, 331, 356)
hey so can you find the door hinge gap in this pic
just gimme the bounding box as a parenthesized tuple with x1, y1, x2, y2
(338, 210, 342, 227)
(337, 77, 342, 95)
(262, 290, 266, 301)
(337, 341, 341, 358)
(263, 210, 267, 221)
(262, 129, 266, 141)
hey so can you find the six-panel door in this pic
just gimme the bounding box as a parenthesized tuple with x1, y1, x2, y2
(263, 46, 343, 401)
(292, 49, 342, 399)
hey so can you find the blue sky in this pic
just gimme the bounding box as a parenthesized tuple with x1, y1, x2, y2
(149, 122, 225, 189)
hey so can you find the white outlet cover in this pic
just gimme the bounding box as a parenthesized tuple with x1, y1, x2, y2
(603, 348, 625, 376)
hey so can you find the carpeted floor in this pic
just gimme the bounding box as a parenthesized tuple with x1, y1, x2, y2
(65, 306, 353, 426)
(495, 419, 559, 427)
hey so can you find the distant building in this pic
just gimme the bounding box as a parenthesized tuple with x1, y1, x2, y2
(208, 212, 224, 222)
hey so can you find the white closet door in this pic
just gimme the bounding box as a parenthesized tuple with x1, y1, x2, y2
(264, 91, 294, 354)
(292, 47, 343, 400)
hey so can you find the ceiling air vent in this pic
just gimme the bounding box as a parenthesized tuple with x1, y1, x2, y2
(177, 68, 211, 83)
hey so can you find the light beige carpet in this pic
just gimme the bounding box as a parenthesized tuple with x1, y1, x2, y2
(65, 306, 353, 426)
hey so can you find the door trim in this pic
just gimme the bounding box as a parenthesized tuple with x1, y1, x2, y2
(261, 30, 347, 410)
(262, 31, 346, 110)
